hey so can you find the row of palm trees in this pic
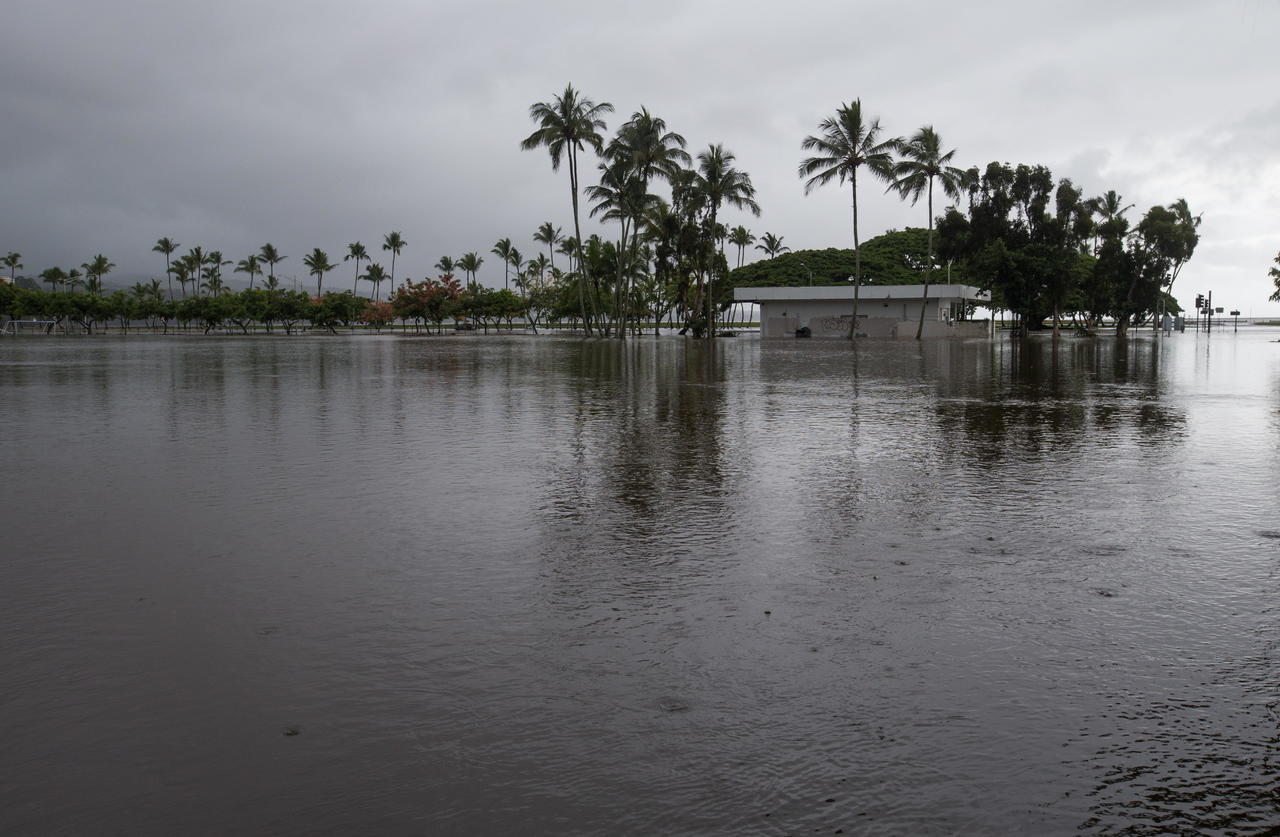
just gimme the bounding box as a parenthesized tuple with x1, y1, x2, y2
(147, 234, 409, 301)
(798, 99, 965, 339)
(516, 86, 972, 340)
(521, 85, 767, 337)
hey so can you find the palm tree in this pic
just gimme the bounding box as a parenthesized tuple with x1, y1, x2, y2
(694, 144, 760, 337)
(2, 252, 20, 282)
(303, 248, 337, 296)
(891, 126, 965, 340)
(533, 222, 563, 272)
(1165, 198, 1202, 294)
(457, 252, 483, 287)
(152, 238, 178, 300)
(186, 246, 207, 296)
(382, 232, 406, 300)
(345, 242, 369, 294)
(259, 243, 286, 286)
(588, 155, 652, 334)
(755, 232, 790, 259)
(171, 261, 192, 300)
(526, 253, 550, 289)
(506, 247, 523, 288)
(727, 226, 754, 268)
(800, 100, 899, 338)
(40, 267, 66, 293)
(600, 107, 689, 337)
(80, 254, 115, 296)
(435, 256, 456, 277)
(362, 263, 389, 300)
(65, 269, 84, 293)
(521, 84, 614, 334)
(235, 255, 262, 290)
(491, 238, 515, 290)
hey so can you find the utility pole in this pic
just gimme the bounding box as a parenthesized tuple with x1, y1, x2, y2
(1206, 290, 1213, 334)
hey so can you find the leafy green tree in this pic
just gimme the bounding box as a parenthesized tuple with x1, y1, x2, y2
(152, 238, 178, 300)
(892, 126, 965, 339)
(303, 248, 337, 296)
(345, 242, 369, 294)
(800, 99, 899, 337)
(309, 291, 363, 333)
(521, 84, 614, 333)
(382, 232, 406, 300)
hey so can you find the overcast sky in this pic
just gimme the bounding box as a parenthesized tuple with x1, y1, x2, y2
(4, 0, 1278, 314)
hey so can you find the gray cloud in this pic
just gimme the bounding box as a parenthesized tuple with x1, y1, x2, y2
(2, 0, 1277, 311)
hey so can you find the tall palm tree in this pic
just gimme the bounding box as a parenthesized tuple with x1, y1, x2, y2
(727, 226, 754, 268)
(435, 256, 456, 277)
(259, 243, 286, 286)
(152, 238, 178, 300)
(526, 253, 550, 289)
(521, 84, 614, 334)
(186, 246, 207, 296)
(345, 242, 369, 294)
(382, 232, 406, 300)
(457, 252, 483, 287)
(362, 263, 389, 300)
(533, 222, 563, 272)
(588, 155, 653, 334)
(891, 126, 965, 340)
(695, 144, 760, 337)
(602, 107, 690, 337)
(80, 254, 115, 296)
(492, 238, 515, 290)
(303, 248, 337, 296)
(755, 232, 789, 259)
(235, 254, 262, 290)
(800, 100, 899, 338)
(40, 266, 66, 293)
(2, 252, 20, 282)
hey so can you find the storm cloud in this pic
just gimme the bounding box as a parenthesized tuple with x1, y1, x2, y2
(3, 0, 1276, 312)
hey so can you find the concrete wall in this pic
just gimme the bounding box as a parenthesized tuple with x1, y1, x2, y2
(760, 300, 989, 339)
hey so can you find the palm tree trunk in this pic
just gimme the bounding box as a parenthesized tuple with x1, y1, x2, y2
(849, 172, 860, 340)
(916, 178, 933, 341)
(568, 149, 593, 335)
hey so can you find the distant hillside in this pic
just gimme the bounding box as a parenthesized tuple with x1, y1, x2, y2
(729, 228, 970, 288)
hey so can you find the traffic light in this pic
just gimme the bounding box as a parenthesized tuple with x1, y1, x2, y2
(1195, 294, 1205, 311)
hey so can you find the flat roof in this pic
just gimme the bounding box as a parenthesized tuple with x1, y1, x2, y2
(733, 284, 989, 302)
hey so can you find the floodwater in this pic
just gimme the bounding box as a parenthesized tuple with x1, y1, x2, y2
(1, 330, 1277, 836)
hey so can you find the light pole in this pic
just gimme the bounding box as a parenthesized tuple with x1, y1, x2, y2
(798, 260, 813, 286)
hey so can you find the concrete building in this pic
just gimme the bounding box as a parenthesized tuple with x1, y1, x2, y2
(734, 284, 991, 339)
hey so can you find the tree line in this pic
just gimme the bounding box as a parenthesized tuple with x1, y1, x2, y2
(2, 88, 1216, 340)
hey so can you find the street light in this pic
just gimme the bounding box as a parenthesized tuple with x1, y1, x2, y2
(798, 260, 812, 286)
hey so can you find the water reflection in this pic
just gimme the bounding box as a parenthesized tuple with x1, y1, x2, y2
(1, 331, 1278, 836)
